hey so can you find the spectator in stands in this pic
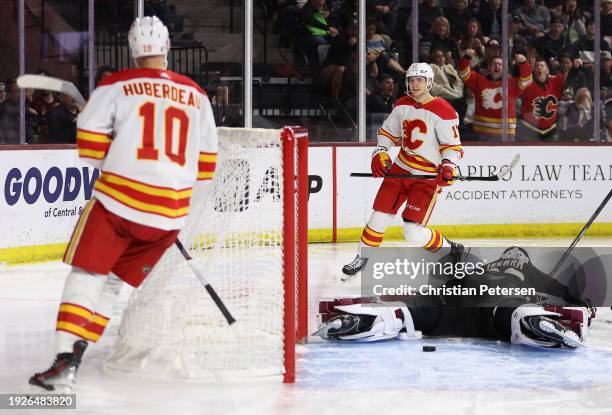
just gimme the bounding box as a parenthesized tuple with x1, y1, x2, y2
(419, 16, 460, 63)
(562, 0, 588, 44)
(558, 52, 589, 94)
(535, 16, 569, 72)
(458, 18, 488, 67)
(366, 18, 406, 79)
(602, 0, 612, 38)
(95, 65, 116, 87)
(570, 18, 611, 64)
(300, 0, 339, 72)
(515, 0, 550, 42)
(458, 49, 532, 140)
(415, 0, 444, 37)
(477, 0, 502, 38)
(605, 117, 612, 142)
(508, 14, 529, 56)
(602, 51, 612, 90)
(144, 0, 174, 33)
(0, 82, 5, 104)
(367, 73, 395, 113)
(0, 79, 25, 144)
(366, 0, 398, 36)
(557, 86, 593, 140)
(319, 19, 358, 103)
(444, 0, 475, 40)
(517, 58, 566, 141)
(44, 93, 78, 144)
(429, 48, 466, 122)
(473, 38, 501, 75)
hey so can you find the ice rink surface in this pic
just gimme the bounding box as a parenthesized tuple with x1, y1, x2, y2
(2, 238, 612, 415)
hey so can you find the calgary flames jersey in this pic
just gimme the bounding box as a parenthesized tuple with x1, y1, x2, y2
(376, 95, 463, 173)
(458, 58, 532, 136)
(76, 68, 218, 230)
(519, 75, 566, 135)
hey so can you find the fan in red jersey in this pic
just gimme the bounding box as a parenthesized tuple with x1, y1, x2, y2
(29, 16, 218, 393)
(517, 58, 566, 141)
(458, 49, 532, 140)
(341, 63, 464, 280)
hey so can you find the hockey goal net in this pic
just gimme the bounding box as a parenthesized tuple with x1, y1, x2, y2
(104, 127, 308, 383)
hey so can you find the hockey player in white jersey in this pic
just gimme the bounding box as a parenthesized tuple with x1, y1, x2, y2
(342, 63, 464, 280)
(29, 16, 218, 392)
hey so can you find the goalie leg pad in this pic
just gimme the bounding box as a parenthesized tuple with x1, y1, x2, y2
(511, 305, 585, 349)
(317, 298, 422, 342)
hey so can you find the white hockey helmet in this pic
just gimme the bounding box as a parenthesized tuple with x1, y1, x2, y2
(128, 16, 170, 65)
(405, 62, 434, 92)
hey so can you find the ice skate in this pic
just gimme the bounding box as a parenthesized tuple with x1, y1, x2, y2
(29, 340, 88, 392)
(448, 240, 464, 265)
(341, 255, 368, 281)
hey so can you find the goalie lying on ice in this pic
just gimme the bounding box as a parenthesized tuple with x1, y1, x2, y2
(317, 247, 596, 349)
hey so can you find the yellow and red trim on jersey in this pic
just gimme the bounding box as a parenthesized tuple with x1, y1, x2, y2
(360, 226, 384, 247)
(95, 171, 193, 218)
(76, 128, 112, 160)
(439, 144, 464, 158)
(198, 152, 217, 180)
(64, 198, 97, 264)
(83, 313, 110, 342)
(56, 302, 94, 340)
(398, 149, 437, 173)
(420, 189, 439, 226)
(424, 229, 444, 252)
(377, 127, 400, 145)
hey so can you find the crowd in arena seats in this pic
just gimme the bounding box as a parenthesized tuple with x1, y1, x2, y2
(3, 0, 612, 143)
(277, 0, 612, 142)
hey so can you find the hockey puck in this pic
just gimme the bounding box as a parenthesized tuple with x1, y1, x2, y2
(422, 345, 436, 352)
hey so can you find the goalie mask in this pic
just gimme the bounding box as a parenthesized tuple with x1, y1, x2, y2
(501, 246, 531, 265)
(405, 62, 434, 95)
(128, 16, 171, 67)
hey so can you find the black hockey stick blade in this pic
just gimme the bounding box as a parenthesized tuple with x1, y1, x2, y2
(351, 154, 520, 181)
(175, 239, 236, 325)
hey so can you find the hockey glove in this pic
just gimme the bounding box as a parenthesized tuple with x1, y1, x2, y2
(371, 147, 391, 177)
(436, 159, 458, 187)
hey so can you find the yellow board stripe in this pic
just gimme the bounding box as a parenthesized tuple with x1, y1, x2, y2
(4, 223, 612, 265)
(64, 198, 96, 264)
(101, 173, 192, 200)
(77, 130, 112, 143)
(95, 182, 190, 217)
(59, 304, 93, 320)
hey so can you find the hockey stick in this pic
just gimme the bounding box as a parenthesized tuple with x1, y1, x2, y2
(17, 74, 87, 110)
(548, 187, 612, 279)
(351, 154, 520, 181)
(175, 239, 236, 325)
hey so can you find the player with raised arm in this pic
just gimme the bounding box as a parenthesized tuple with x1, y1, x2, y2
(342, 63, 464, 280)
(29, 16, 218, 392)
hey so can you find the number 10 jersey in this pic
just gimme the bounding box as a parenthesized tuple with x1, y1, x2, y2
(76, 68, 218, 230)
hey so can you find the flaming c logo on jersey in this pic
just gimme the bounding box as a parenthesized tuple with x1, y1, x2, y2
(532, 96, 557, 119)
(481, 87, 503, 110)
(402, 119, 427, 150)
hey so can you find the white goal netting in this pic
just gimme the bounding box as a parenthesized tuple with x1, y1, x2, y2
(104, 127, 304, 382)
